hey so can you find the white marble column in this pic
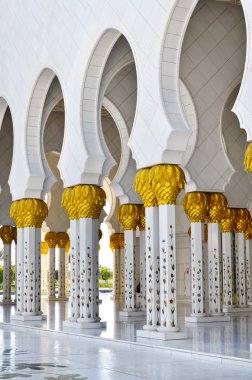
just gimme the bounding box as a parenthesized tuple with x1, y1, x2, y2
(157, 204, 179, 332)
(45, 231, 58, 301)
(118, 204, 145, 318)
(48, 248, 56, 300)
(190, 222, 206, 316)
(143, 207, 160, 329)
(235, 233, 247, 307)
(207, 193, 228, 316)
(62, 184, 106, 329)
(77, 218, 100, 326)
(183, 192, 209, 322)
(245, 234, 252, 305)
(57, 232, 69, 301)
(10, 199, 48, 321)
(119, 233, 125, 300)
(68, 219, 80, 321)
(2, 244, 12, 304)
(15, 228, 24, 314)
(139, 229, 146, 310)
(110, 233, 121, 299)
(235, 208, 250, 308)
(222, 232, 233, 308)
(40, 242, 49, 295)
(124, 229, 137, 310)
(208, 223, 223, 315)
(21, 227, 42, 318)
(65, 243, 70, 297)
(0, 226, 16, 305)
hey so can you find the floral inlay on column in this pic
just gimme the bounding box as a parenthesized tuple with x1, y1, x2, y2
(183, 192, 209, 317)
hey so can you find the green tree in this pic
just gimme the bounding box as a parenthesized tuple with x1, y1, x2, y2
(99, 265, 113, 281)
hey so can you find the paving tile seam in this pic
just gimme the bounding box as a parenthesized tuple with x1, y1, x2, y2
(1, 322, 252, 368)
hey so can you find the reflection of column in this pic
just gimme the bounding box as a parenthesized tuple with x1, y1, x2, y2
(10, 199, 48, 320)
(45, 232, 57, 301)
(139, 205, 146, 310)
(0, 226, 16, 304)
(245, 222, 252, 305)
(118, 204, 145, 317)
(118, 233, 125, 301)
(110, 233, 121, 299)
(184, 192, 208, 317)
(57, 232, 69, 301)
(207, 193, 227, 316)
(40, 242, 49, 295)
(135, 168, 160, 329)
(62, 185, 106, 328)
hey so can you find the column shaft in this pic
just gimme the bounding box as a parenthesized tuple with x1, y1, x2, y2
(208, 223, 223, 315)
(246, 239, 252, 305)
(235, 233, 247, 306)
(23, 227, 41, 315)
(139, 230, 146, 310)
(222, 232, 233, 307)
(124, 230, 137, 310)
(2, 244, 12, 304)
(78, 218, 99, 322)
(158, 204, 178, 332)
(190, 222, 206, 316)
(120, 247, 125, 300)
(113, 248, 120, 299)
(48, 248, 56, 300)
(16, 229, 24, 313)
(58, 247, 67, 300)
(144, 206, 160, 329)
(69, 219, 80, 320)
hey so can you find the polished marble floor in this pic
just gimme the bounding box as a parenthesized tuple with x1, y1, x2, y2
(1, 323, 252, 379)
(1, 293, 252, 370)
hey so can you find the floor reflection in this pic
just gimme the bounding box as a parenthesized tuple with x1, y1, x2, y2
(1, 293, 252, 360)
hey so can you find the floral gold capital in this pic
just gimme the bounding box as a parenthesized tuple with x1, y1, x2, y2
(10, 199, 48, 228)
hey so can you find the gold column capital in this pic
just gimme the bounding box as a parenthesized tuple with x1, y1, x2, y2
(221, 208, 236, 233)
(65, 240, 70, 253)
(118, 204, 142, 231)
(10, 199, 48, 228)
(45, 231, 58, 248)
(57, 232, 69, 248)
(41, 241, 49, 254)
(0, 225, 16, 245)
(183, 192, 209, 223)
(149, 164, 185, 205)
(245, 220, 252, 240)
(134, 168, 157, 207)
(208, 193, 227, 223)
(244, 142, 252, 172)
(235, 208, 250, 233)
(139, 205, 145, 230)
(99, 229, 102, 241)
(110, 233, 121, 250)
(118, 233, 124, 249)
(62, 185, 106, 219)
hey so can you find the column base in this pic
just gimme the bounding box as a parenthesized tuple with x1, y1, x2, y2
(223, 305, 252, 313)
(185, 315, 230, 323)
(57, 297, 68, 301)
(137, 329, 187, 341)
(157, 326, 179, 333)
(143, 324, 158, 331)
(63, 319, 106, 329)
(48, 296, 57, 301)
(119, 309, 145, 319)
(11, 313, 45, 321)
(0, 300, 16, 305)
